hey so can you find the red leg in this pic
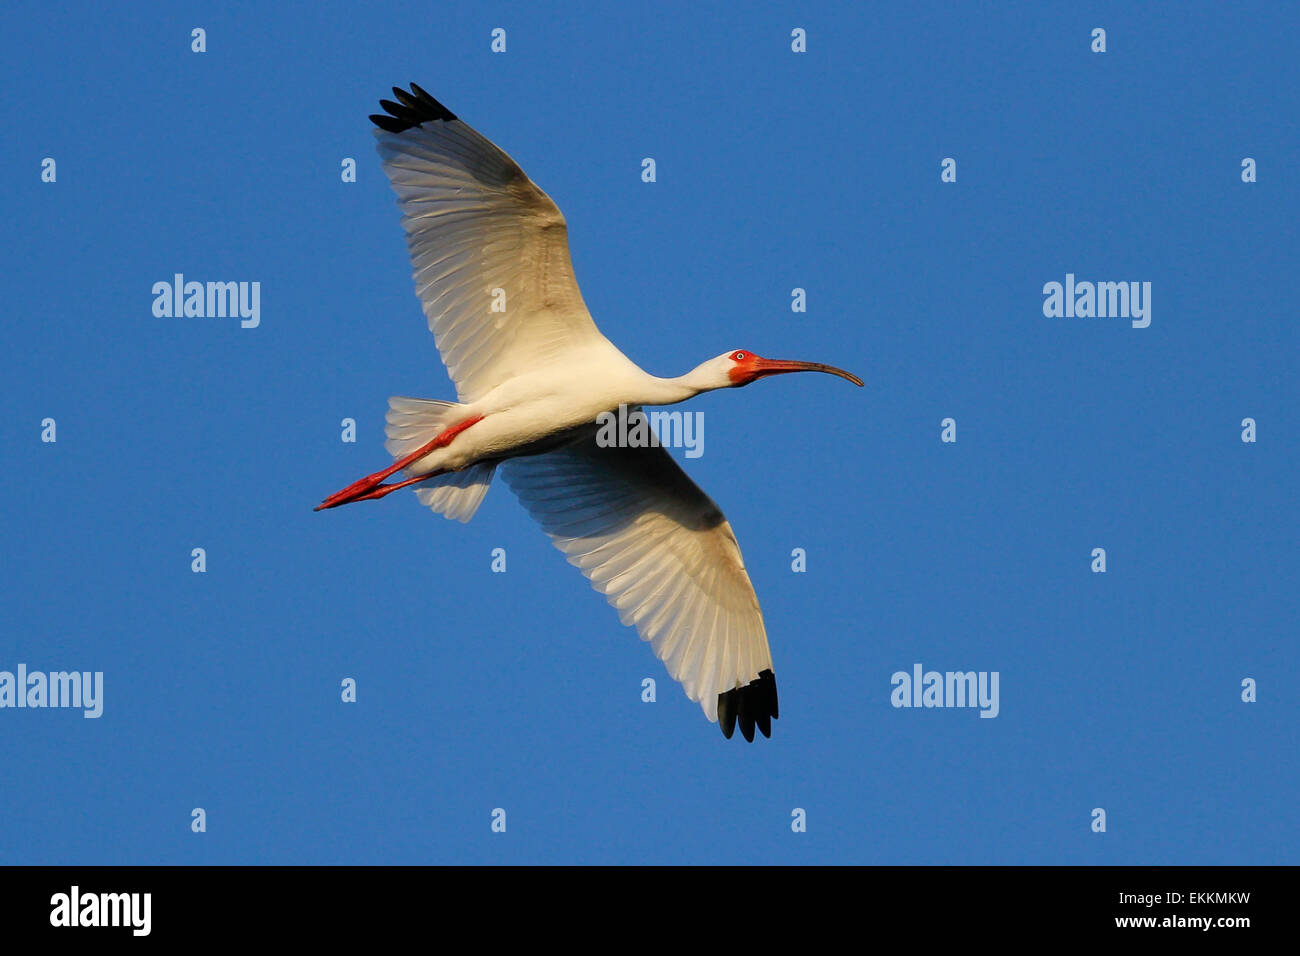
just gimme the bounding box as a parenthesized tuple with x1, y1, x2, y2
(319, 468, 447, 508)
(315, 415, 483, 511)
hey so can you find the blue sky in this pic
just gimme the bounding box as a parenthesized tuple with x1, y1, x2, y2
(1, 1, 1296, 864)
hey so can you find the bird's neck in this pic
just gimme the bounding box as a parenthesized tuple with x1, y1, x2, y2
(633, 370, 713, 407)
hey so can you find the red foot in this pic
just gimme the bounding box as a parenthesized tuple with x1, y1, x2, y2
(315, 415, 484, 511)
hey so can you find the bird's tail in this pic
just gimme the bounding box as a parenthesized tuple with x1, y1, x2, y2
(385, 397, 495, 523)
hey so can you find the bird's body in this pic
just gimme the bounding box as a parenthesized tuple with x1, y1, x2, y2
(401, 348, 694, 475)
(318, 83, 862, 741)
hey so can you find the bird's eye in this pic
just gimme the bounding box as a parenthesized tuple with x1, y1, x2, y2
(732, 351, 747, 361)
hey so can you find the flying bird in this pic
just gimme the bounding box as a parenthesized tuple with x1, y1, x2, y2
(317, 83, 863, 741)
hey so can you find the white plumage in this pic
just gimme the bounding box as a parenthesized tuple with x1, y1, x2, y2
(317, 84, 863, 740)
(501, 433, 767, 724)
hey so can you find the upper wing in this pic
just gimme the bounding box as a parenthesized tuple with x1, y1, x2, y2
(500, 428, 779, 741)
(372, 84, 610, 403)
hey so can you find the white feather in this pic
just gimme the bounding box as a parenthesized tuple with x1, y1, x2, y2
(502, 434, 773, 722)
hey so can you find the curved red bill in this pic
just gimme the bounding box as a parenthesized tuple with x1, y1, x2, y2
(749, 358, 864, 387)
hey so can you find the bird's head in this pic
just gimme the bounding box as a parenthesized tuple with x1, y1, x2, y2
(704, 349, 865, 389)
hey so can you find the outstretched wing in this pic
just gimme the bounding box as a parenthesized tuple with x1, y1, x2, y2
(501, 431, 778, 741)
(372, 84, 611, 403)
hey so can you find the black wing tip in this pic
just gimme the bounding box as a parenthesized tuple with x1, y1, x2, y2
(717, 669, 778, 742)
(369, 82, 456, 132)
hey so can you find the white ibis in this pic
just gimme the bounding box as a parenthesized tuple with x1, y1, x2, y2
(317, 83, 863, 741)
